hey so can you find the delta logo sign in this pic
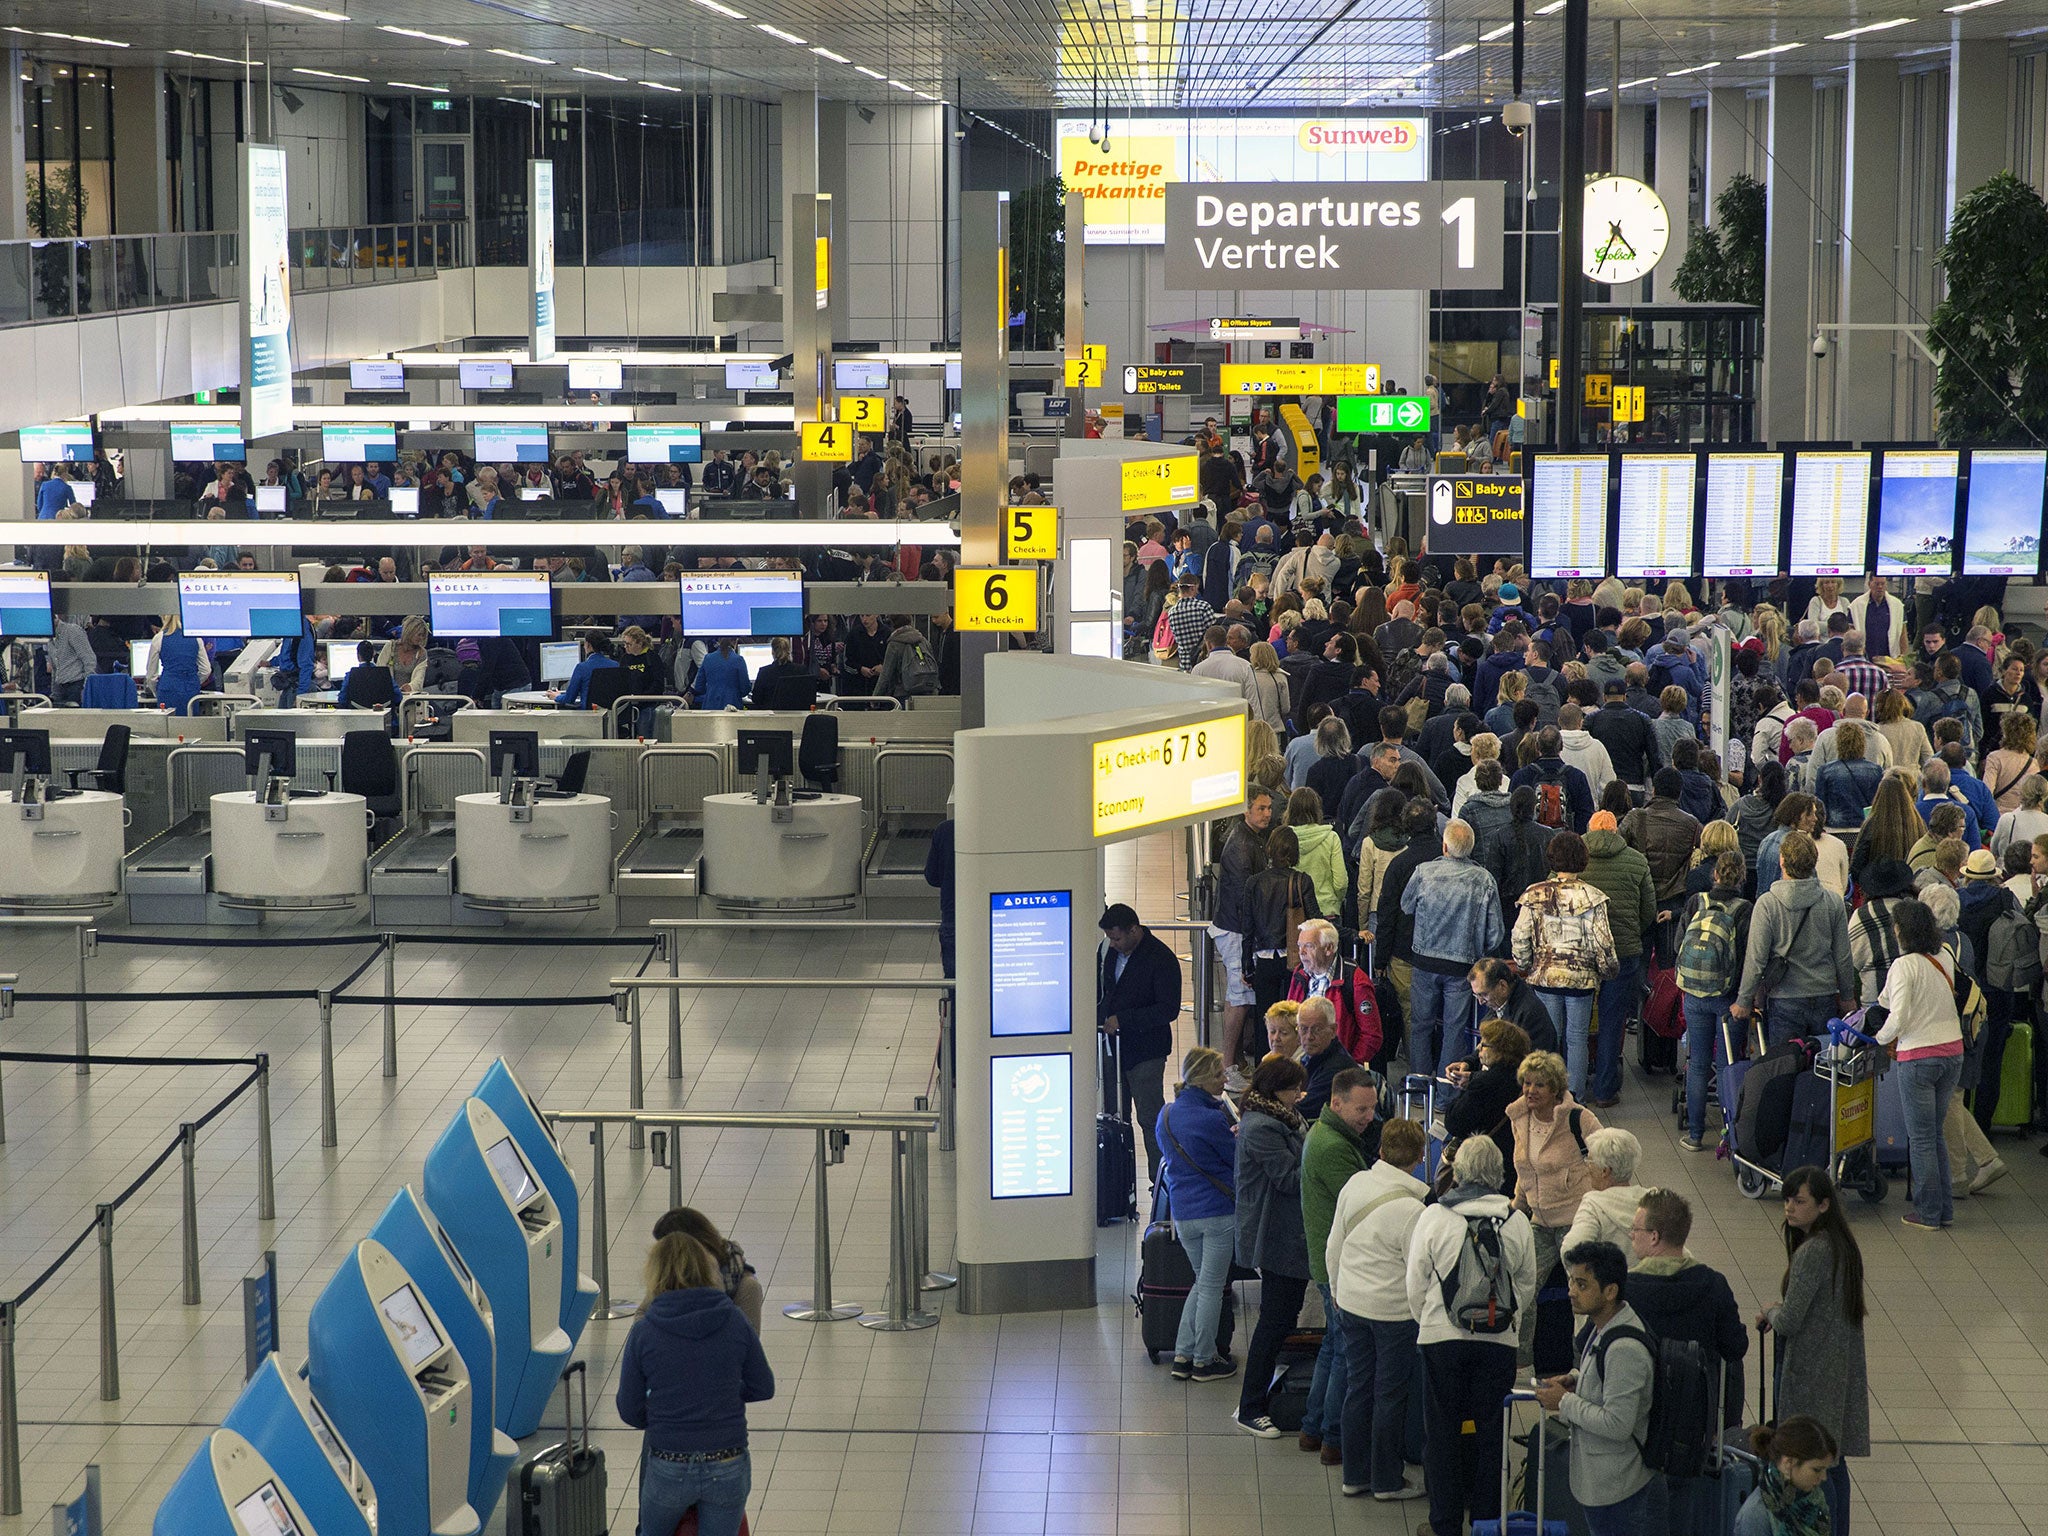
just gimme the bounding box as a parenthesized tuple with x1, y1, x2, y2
(1297, 120, 1417, 154)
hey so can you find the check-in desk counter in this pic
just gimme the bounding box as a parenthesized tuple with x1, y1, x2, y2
(701, 790, 862, 912)
(369, 1186, 520, 1520)
(0, 788, 125, 907)
(220, 1357, 378, 1536)
(154, 1427, 330, 1536)
(211, 792, 368, 910)
(451, 709, 605, 744)
(474, 1057, 598, 1341)
(235, 707, 391, 742)
(424, 1099, 573, 1440)
(19, 706, 183, 742)
(309, 1239, 480, 1536)
(454, 792, 610, 913)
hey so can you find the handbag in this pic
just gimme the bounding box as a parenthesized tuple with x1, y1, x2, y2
(1152, 601, 1177, 663)
(1752, 903, 1813, 1001)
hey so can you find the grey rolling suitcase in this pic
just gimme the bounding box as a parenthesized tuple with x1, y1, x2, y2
(513, 1360, 608, 1536)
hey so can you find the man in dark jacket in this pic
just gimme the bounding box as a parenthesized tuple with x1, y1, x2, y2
(1473, 632, 1525, 716)
(1213, 789, 1275, 1074)
(1509, 726, 1594, 835)
(1622, 769, 1704, 917)
(1465, 955, 1560, 1054)
(1371, 800, 1443, 1027)
(1098, 903, 1183, 1184)
(1297, 995, 1362, 1122)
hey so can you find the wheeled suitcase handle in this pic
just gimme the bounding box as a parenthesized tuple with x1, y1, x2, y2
(1498, 1388, 1547, 1530)
(560, 1359, 591, 1454)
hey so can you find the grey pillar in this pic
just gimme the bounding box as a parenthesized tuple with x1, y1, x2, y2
(817, 101, 851, 347)
(0, 51, 28, 242)
(1948, 40, 2009, 220)
(1063, 191, 1086, 440)
(789, 193, 835, 515)
(779, 90, 818, 354)
(959, 191, 1010, 729)
(1837, 56, 1902, 443)
(1652, 98, 1695, 297)
(1762, 78, 1817, 444)
(1614, 104, 1649, 183)
(1705, 88, 1750, 216)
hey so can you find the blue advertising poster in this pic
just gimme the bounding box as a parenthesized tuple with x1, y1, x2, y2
(990, 890, 1072, 1037)
(989, 1053, 1073, 1200)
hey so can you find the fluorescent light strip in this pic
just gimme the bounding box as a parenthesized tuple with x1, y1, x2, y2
(1479, 23, 1515, 41)
(1133, 20, 1149, 40)
(572, 65, 626, 80)
(172, 49, 263, 64)
(488, 47, 555, 63)
(811, 45, 849, 61)
(377, 23, 467, 44)
(294, 66, 369, 81)
(246, 0, 351, 21)
(497, 96, 542, 107)
(1665, 61, 1720, 74)
(1825, 15, 1914, 38)
(641, 79, 682, 90)
(1945, 0, 2002, 11)
(1436, 42, 1475, 59)
(888, 77, 915, 91)
(1619, 75, 1658, 87)
(6, 520, 960, 550)
(693, 0, 745, 15)
(386, 81, 451, 91)
(1737, 41, 1805, 56)
(10, 27, 130, 46)
(854, 65, 885, 78)
(756, 23, 806, 43)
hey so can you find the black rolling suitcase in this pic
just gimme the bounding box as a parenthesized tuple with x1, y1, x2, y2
(1097, 1031, 1139, 1226)
(1133, 1190, 1236, 1363)
(512, 1361, 608, 1536)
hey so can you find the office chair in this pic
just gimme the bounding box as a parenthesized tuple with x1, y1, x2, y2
(586, 667, 634, 726)
(64, 723, 130, 793)
(798, 713, 840, 794)
(759, 674, 821, 712)
(340, 731, 402, 835)
(552, 750, 591, 797)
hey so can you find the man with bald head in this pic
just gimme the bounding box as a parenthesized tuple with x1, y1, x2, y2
(1811, 690, 1894, 773)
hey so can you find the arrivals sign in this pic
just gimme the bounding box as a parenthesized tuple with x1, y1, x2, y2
(1163, 181, 1504, 291)
(240, 144, 293, 441)
(1426, 473, 1524, 555)
(529, 159, 557, 363)
(1336, 394, 1433, 433)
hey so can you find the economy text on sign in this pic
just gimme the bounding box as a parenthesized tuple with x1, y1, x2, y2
(954, 568, 1039, 631)
(1163, 181, 1504, 291)
(1335, 394, 1432, 433)
(1007, 504, 1060, 562)
(1092, 714, 1248, 837)
(1124, 365, 1198, 394)
(1120, 455, 1200, 511)
(1425, 473, 1525, 555)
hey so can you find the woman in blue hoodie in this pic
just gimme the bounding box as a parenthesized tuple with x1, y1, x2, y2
(1155, 1046, 1239, 1382)
(618, 1232, 775, 1536)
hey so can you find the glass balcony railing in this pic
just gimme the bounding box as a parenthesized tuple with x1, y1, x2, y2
(0, 221, 469, 328)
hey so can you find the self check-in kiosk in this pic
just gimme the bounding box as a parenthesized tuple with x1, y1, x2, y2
(307, 1239, 480, 1536)
(154, 1427, 325, 1536)
(422, 1099, 572, 1440)
(220, 1358, 378, 1536)
(367, 1186, 520, 1521)
(472, 1058, 598, 1341)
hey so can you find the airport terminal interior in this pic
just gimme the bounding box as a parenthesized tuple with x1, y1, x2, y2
(13, 0, 2048, 1533)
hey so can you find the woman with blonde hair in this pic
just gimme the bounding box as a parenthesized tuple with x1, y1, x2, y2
(1247, 641, 1291, 736)
(1663, 581, 1699, 618)
(1506, 1048, 1602, 1361)
(651, 1207, 763, 1333)
(1982, 710, 2037, 812)
(1263, 999, 1303, 1061)
(1453, 731, 1503, 814)
(1753, 605, 1788, 665)
(1805, 576, 1850, 629)
(1486, 669, 1527, 736)
(1245, 717, 1281, 771)
(618, 1231, 775, 1536)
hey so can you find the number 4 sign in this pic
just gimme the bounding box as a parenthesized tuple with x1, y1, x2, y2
(801, 422, 853, 462)
(954, 568, 1039, 631)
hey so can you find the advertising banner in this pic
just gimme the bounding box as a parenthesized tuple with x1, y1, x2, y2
(240, 144, 293, 441)
(529, 159, 557, 362)
(1163, 180, 1504, 291)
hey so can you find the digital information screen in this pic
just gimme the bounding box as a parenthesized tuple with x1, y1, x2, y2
(990, 1052, 1073, 1200)
(376, 1284, 443, 1368)
(428, 572, 554, 638)
(460, 359, 514, 390)
(484, 1137, 539, 1204)
(1615, 454, 1697, 578)
(321, 424, 397, 463)
(990, 891, 1073, 1038)
(1527, 454, 1610, 578)
(232, 1482, 303, 1536)
(945, 359, 962, 390)
(0, 572, 53, 638)
(678, 572, 802, 636)
(626, 423, 704, 463)
(171, 423, 246, 462)
(349, 360, 404, 391)
(1963, 449, 2047, 576)
(1789, 451, 1872, 576)
(178, 572, 303, 639)
(725, 361, 776, 391)
(474, 422, 551, 463)
(834, 359, 889, 391)
(18, 423, 94, 461)
(566, 356, 624, 391)
(1874, 449, 1960, 577)
(1702, 453, 1784, 576)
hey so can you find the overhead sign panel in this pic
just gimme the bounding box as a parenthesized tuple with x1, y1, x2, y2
(1092, 713, 1247, 838)
(955, 568, 1039, 631)
(1221, 363, 1379, 396)
(1164, 181, 1504, 290)
(1426, 472, 1524, 555)
(1120, 454, 1200, 511)
(1210, 317, 1301, 340)
(1124, 365, 1199, 395)
(1335, 395, 1431, 433)
(240, 144, 293, 441)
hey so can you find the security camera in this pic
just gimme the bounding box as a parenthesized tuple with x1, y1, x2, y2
(1812, 332, 1831, 359)
(1503, 99, 1534, 135)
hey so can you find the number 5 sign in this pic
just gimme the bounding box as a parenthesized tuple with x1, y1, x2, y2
(800, 422, 853, 462)
(1006, 504, 1060, 562)
(954, 568, 1039, 631)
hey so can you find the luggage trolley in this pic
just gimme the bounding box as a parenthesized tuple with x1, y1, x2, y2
(1721, 1015, 1887, 1202)
(1397, 1073, 1456, 1186)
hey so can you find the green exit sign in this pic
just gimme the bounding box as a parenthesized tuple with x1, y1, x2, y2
(194, 390, 215, 405)
(1335, 394, 1432, 434)
(431, 99, 453, 111)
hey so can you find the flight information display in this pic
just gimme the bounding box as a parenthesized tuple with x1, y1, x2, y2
(725, 361, 776, 391)
(834, 359, 889, 391)
(460, 359, 513, 390)
(990, 891, 1072, 1037)
(473, 422, 550, 463)
(18, 423, 94, 461)
(1702, 453, 1784, 576)
(0, 572, 53, 638)
(349, 360, 404, 391)
(1527, 454, 1609, 578)
(170, 423, 246, 462)
(178, 572, 303, 639)
(566, 357, 623, 391)
(678, 572, 802, 636)
(1615, 454, 1697, 578)
(1873, 449, 1959, 576)
(989, 1053, 1073, 1200)
(428, 572, 554, 638)
(322, 424, 397, 462)
(1788, 451, 1872, 576)
(1963, 448, 2047, 576)
(626, 423, 704, 463)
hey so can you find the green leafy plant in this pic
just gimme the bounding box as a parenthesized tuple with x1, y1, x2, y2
(1007, 174, 1066, 350)
(1670, 172, 1764, 306)
(26, 165, 84, 238)
(1927, 171, 2048, 444)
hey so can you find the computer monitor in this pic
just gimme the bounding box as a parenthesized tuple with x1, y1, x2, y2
(654, 487, 689, 518)
(738, 643, 774, 680)
(389, 485, 420, 515)
(538, 642, 580, 686)
(350, 360, 405, 391)
(256, 485, 287, 514)
(460, 359, 514, 391)
(736, 729, 794, 778)
(0, 571, 53, 639)
(243, 728, 297, 782)
(429, 571, 554, 638)
(625, 423, 704, 463)
(0, 729, 53, 778)
(17, 423, 94, 462)
(521, 487, 549, 501)
(475, 422, 550, 463)
(70, 481, 95, 508)
(833, 359, 889, 391)
(566, 357, 623, 392)
(129, 639, 150, 677)
(321, 424, 397, 463)
(678, 572, 804, 637)
(325, 640, 363, 681)
(178, 572, 304, 639)
(170, 423, 245, 463)
(488, 729, 541, 781)
(724, 361, 776, 391)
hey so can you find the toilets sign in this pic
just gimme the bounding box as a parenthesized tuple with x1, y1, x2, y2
(1164, 181, 1503, 291)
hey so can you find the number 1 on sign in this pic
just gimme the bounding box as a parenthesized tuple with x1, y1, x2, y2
(1442, 196, 1476, 269)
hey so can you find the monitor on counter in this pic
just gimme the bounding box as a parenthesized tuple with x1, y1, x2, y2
(654, 487, 690, 518)
(678, 571, 803, 637)
(736, 728, 793, 778)
(349, 360, 404, 391)
(625, 423, 703, 463)
(0, 729, 52, 779)
(243, 728, 297, 782)
(324, 639, 362, 680)
(178, 572, 304, 639)
(427, 571, 554, 638)
(488, 729, 540, 781)
(473, 422, 551, 464)
(389, 485, 420, 515)
(460, 359, 514, 391)
(129, 639, 150, 677)
(538, 641, 580, 686)
(256, 485, 287, 513)
(0, 571, 53, 639)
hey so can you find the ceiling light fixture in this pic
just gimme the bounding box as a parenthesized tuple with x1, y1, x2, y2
(386, 80, 451, 90)
(914, 88, 936, 98)
(1480, 23, 1515, 41)
(1436, 42, 1475, 59)
(172, 48, 262, 64)
(11, 25, 130, 45)
(1736, 41, 1806, 56)
(641, 79, 682, 90)
(1619, 75, 1658, 87)
(294, 66, 369, 80)
(755, 23, 806, 44)
(497, 96, 542, 107)
(693, 0, 746, 16)
(811, 45, 849, 61)
(246, 0, 351, 21)
(489, 47, 554, 63)
(1133, 20, 1149, 40)
(1665, 60, 1721, 74)
(1825, 16, 1913, 38)
(572, 65, 626, 79)
(854, 64, 885, 78)
(378, 24, 467, 45)
(887, 77, 915, 91)
(1944, 0, 2003, 11)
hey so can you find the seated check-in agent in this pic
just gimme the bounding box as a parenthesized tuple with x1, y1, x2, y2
(307, 1239, 480, 1536)
(368, 1187, 521, 1521)
(422, 1098, 573, 1441)
(472, 1057, 598, 1341)
(219, 1357, 378, 1536)
(154, 1427, 330, 1536)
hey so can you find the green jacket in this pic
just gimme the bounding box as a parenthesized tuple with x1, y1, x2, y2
(1302, 1106, 1374, 1284)
(1581, 828, 1658, 960)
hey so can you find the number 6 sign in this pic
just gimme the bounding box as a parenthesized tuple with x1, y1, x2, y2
(954, 568, 1039, 631)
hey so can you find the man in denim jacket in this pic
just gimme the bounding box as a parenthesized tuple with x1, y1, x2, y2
(1400, 819, 1506, 1075)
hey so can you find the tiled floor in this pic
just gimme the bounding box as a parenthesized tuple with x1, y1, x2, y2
(3, 833, 2048, 1534)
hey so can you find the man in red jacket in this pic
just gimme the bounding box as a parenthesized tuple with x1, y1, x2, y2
(1287, 919, 1384, 1070)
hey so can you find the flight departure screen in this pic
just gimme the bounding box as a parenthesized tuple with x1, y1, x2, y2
(1702, 453, 1784, 576)
(1614, 454, 1697, 579)
(428, 572, 554, 638)
(473, 422, 550, 463)
(178, 573, 303, 639)
(1527, 455, 1609, 578)
(1788, 452, 1872, 576)
(1962, 448, 2047, 576)
(1873, 449, 1959, 577)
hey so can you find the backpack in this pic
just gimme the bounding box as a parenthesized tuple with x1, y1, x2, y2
(1533, 772, 1568, 829)
(1676, 894, 1748, 999)
(1439, 1209, 1521, 1335)
(1385, 647, 1424, 701)
(1985, 903, 2044, 994)
(1930, 686, 1976, 753)
(1151, 603, 1176, 662)
(1522, 671, 1563, 724)
(905, 636, 941, 695)
(1585, 1325, 1718, 1478)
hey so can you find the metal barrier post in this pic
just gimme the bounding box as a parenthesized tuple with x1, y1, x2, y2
(1192, 927, 1215, 1049)
(0, 976, 12, 1144)
(588, 1125, 635, 1320)
(627, 991, 645, 1150)
(0, 1300, 19, 1517)
(180, 1124, 201, 1306)
(861, 1131, 938, 1331)
(667, 1131, 684, 1212)
(381, 933, 398, 1079)
(73, 925, 93, 1076)
(783, 1129, 861, 1322)
(936, 994, 955, 1153)
(317, 990, 337, 1149)
(665, 931, 683, 1081)
(255, 1054, 275, 1221)
(912, 1098, 955, 1292)
(96, 1204, 118, 1401)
